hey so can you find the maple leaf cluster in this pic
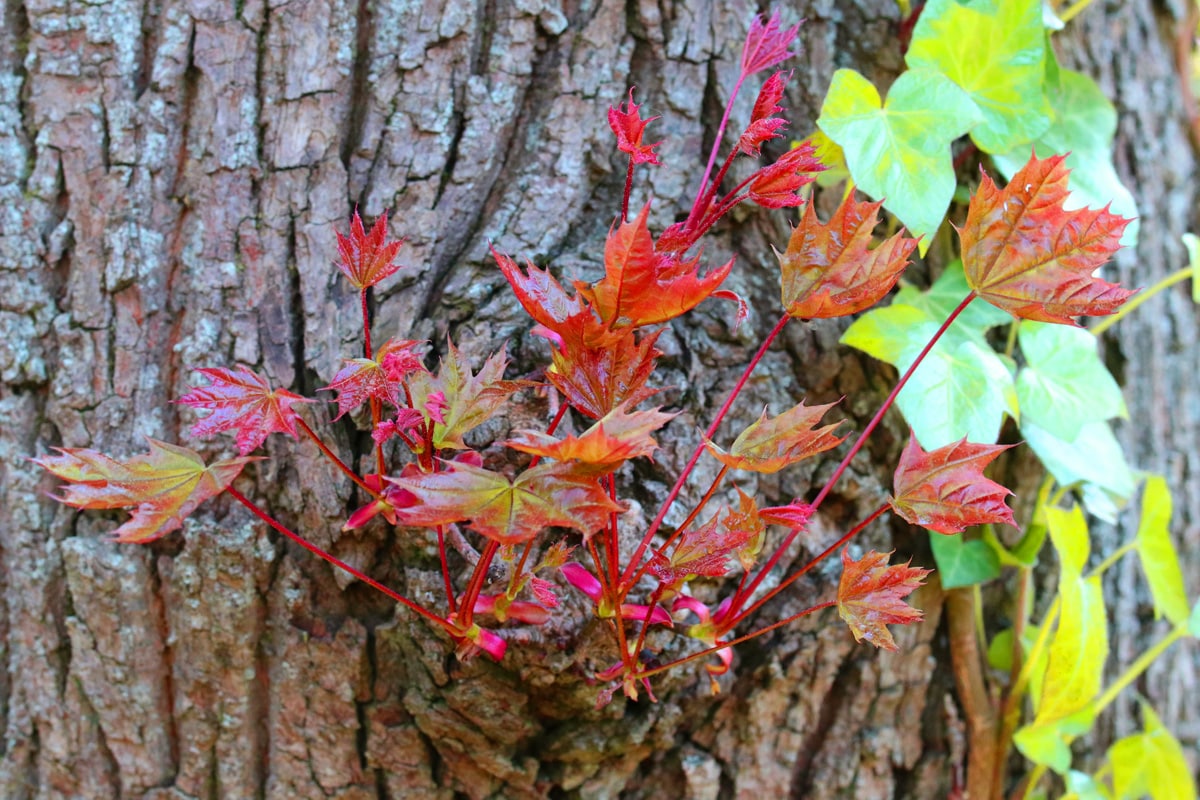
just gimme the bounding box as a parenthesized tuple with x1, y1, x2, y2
(33, 8, 1135, 704)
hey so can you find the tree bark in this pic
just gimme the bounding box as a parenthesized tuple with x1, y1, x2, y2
(1, 1, 1195, 798)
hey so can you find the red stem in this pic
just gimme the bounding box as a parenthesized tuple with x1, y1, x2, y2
(458, 539, 500, 628)
(731, 502, 889, 627)
(739, 292, 977, 602)
(360, 289, 373, 360)
(621, 312, 791, 589)
(621, 157, 636, 222)
(436, 526, 456, 614)
(689, 73, 748, 229)
(295, 417, 378, 497)
(636, 600, 836, 681)
(226, 485, 451, 631)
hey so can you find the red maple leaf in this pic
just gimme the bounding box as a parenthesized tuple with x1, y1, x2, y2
(320, 338, 426, 419)
(390, 461, 621, 545)
(704, 400, 845, 474)
(177, 366, 314, 455)
(738, 70, 790, 157)
(576, 203, 734, 328)
(547, 321, 662, 419)
(837, 549, 930, 651)
(960, 152, 1134, 325)
(740, 12, 802, 76)
(652, 488, 767, 585)
(746, 142, 824, 208)
(779, 194, 917, 319)
(890, 435, 1015, 535)
(608, 88, 662, 166)
(336, 210, 406, 290)
(34, 439, 256, 543)
(507, 405, 676, 474)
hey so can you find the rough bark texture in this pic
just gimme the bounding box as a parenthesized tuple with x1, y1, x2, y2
(1, 1, 1196, 798)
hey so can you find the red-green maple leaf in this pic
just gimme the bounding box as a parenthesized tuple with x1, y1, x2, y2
(507, 405, 676, 474)
(960, 152, 1133, 325)
(651, 487, 766, 583)
(837, 548, 930, 651)
(390, 461, 621, 544)
(177, 366, 314, 455)
(779, 194, 917, 319)
(890, 435, 1015, 535)
(34, 439, 256, 543)
(336, 210, 406, 290)
(321, 338, 426, 419)
(704, 400, 845, 473)
(407, 342, 526, 450)
(576, 203, 734, 328)
(609, 89, 662, 166)
(548, 321, 662, 419)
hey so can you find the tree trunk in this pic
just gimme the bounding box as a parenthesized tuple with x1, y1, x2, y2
(1, 1, 1195, 798)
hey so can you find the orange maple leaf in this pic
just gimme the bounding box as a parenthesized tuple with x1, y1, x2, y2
(704, 400, 845, 474)
(779, 194, 917, 319)
(837, 549, 930, 651)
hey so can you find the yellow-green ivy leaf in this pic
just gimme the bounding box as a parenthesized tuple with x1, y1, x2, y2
(818, 67, 981, 253)
(1014, 705, 1096, 775)
(1037, 574, 1108, 728)
(906, 0, 1051, 153)
(1136, 476, 1190, 625)
(1045, 504, 1090, 577)
(1109, 702, 1197, 800)
(1021, 419, 1135, 524)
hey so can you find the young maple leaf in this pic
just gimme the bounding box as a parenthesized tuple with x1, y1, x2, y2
(406, 342, 527, 450)
(320, 338, 426, 419)
(492, 247, 589, 337)
(34, 439, 256, 543)
(651, 489, 765, 585)
(336, 209, 406, 290)
(779, 194, 917, 319)
(960, 152, 1134, 325)
(738, 70, 790, 157)
(390, 461, 621, 545)
(575, 203, 734, 328)
(704, 400, 845, 474)
(177, 366, 314, 455)
(837, 548, 930, 651)
(890, 435, 1015, 535)
(507, 405, 676, 475)
(746, 142, 824, 209)
(547, 322, 662, 419)
(608, 88, 662, 166)
(740, 12, 802, 77)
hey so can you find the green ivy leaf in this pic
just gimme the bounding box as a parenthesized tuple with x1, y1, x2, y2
(906, 0, 1051, 153)
(817, 67, 980, 253)
(992, 69, 1140, 245)
(1014, 705, 1097, 775)
(1016, 322, 1127, 441)
(930, 531, 1001, 588)
(1021, 419, 1135, 523)
(893, 261, 1012, 332)
(843, 299, 1017, 449)
(1109, 702, 1197, 800)
(1062, 770, 1113, 800)
(1135, 476, 1190, 625)
(1182, 232, 1200, 304)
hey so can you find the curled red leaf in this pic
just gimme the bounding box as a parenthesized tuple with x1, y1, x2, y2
(740, 12, 802, 77)
(608, 88, 662, 166)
